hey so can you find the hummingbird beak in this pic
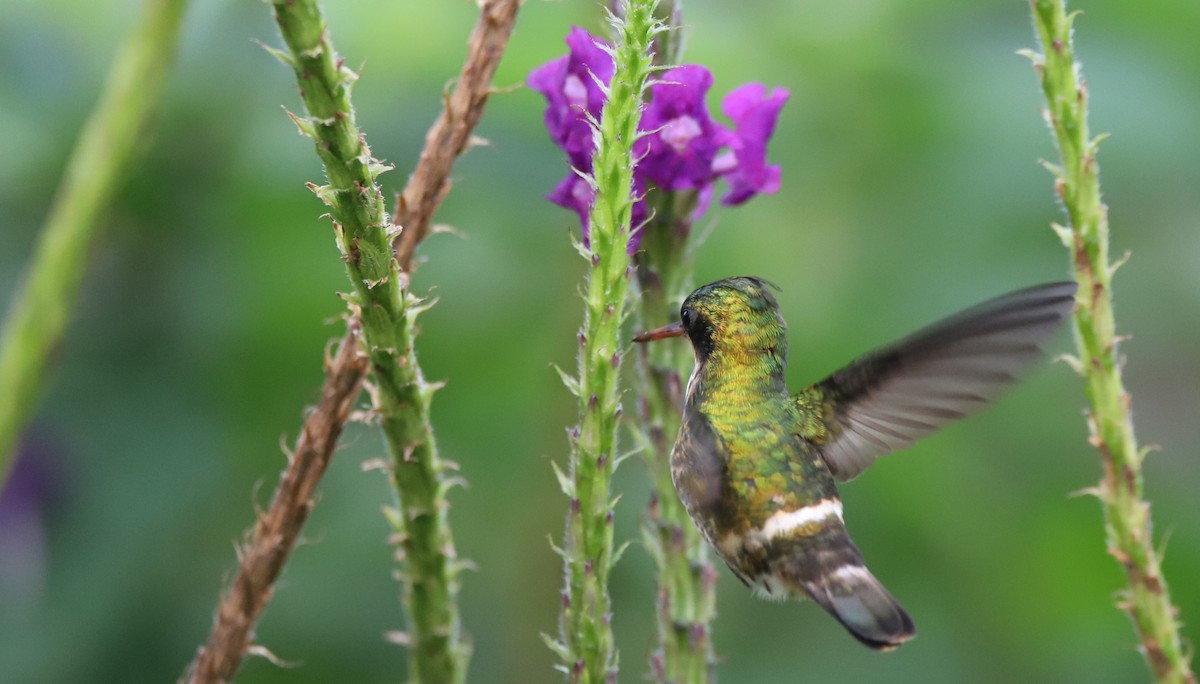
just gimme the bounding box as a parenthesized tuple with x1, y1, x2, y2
(633, 321, 687, 343)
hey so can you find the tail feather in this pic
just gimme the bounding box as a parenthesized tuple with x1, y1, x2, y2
(804, 564, 915, 650)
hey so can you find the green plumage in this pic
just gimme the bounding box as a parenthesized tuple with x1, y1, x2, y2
(672, 279, 834, 536)
(637, 276, 1077, 649)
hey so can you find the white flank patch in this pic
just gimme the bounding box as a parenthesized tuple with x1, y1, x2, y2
(832, 564, 873, 583)
(760, 498, 844, 540)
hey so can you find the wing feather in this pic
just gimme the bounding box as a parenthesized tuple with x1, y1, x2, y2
(801, 282, 1077, 481)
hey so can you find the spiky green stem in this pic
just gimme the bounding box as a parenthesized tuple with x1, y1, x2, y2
(268, 3, 467, 682)
(548, 3, 661, 682)
(633, 189, 717, 684)
(627, 4, 718, 679)
(1026, 3, 1194, 682)
(0, 0, 187, 484)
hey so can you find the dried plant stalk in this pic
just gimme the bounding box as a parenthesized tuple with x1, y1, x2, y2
(185, 330, 369, 684)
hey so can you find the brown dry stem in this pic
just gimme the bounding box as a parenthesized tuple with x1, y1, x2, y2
(185, 329, 369, 684)
(393, 0, 523, 270)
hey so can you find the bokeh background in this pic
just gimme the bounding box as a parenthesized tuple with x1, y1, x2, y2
(1, 0, 1198, 682)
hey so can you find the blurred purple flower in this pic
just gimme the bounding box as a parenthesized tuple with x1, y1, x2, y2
(714, 83, 789, 205)
(0, 437, 62, 603)
(548, 174, 652, 254)
(529, 28, 789, 251)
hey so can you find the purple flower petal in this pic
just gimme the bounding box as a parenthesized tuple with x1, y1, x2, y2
(528, 27, 614, 171)
(527, 55, 570, 141)
(564, 27, 614, 112)
(690, 183, 715, 225)
(548, 173, 596, 237)
(716, 83, 789, 205)
(635, 65, 727, 192)
(549, 173, 648, 254)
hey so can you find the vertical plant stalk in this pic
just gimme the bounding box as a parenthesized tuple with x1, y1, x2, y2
(627, 4, 718, 678)
(268, 1, 518, 680)
(183, 1, 519, 681)
(1025, 3, 1195, 682)
(0, 0, 188, 483)
(633, 192, 716, 684)
(548, 2, 661, 682)
(184, 329, 369, 684)
(377, 3, 520, 683)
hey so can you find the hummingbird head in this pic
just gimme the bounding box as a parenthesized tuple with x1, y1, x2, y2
(636, 276, 788, 367)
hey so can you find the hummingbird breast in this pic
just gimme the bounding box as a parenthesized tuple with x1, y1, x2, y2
(671, 378, 843, 588)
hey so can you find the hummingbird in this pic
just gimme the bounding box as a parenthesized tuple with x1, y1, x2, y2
(634, 276, 1076, 649)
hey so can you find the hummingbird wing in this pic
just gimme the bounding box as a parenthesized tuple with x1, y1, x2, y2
(796, 281, 1077, 482)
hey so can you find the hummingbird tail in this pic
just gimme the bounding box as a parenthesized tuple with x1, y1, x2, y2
(803, 564, 915, 650)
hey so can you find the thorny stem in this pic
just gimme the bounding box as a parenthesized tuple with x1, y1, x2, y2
(548, 2, 661, 682)
(184, 1, 519, 681)
(0, 0, 188, 485)
(628, 3, 719, 679)
(610, 6, 719, 678)
(184, 330, 369, 684)
(1026, 2, 1194, 682)
(633, 190, 717, 684)
(263, 2, 519, 681)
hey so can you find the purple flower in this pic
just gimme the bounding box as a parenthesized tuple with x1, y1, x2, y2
(527, 27, 614, 172)
(546, 173, 594, 229)
(0, 437, 61, 602)
(528, 28, 617, 247)
(530, 28, 788, 251)
(714, 83, 789, 205)
(635, 66, 725, 192)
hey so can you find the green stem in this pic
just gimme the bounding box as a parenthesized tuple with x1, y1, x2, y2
(268, 3, 467, 682)
(549, 3, 661, 682)
(633, 190, 717, 684)
(0, 0, 188, 483)
(614, 5, 718, 677)
(1026, 3, 1194, 682)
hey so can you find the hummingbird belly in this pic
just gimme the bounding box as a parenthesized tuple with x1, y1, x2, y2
(672, 402, 849, 592)
(671, 401, 915, 647)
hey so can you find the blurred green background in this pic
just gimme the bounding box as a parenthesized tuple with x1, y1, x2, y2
(1, 0, 1197, 682)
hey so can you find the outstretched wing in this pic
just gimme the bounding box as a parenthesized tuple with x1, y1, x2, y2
(795, 282, 1077, 482)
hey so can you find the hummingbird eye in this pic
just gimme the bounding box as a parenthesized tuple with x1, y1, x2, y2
(681, 307, 694, 328)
